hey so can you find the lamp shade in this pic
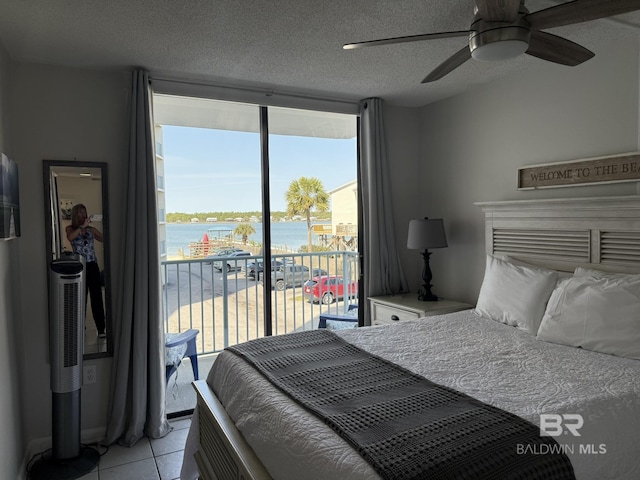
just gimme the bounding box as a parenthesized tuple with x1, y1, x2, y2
(407, 218, 448, 250)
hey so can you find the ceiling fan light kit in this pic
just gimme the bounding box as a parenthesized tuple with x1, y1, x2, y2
(470, 26, 531, 61)
(343, 0, 640, 82)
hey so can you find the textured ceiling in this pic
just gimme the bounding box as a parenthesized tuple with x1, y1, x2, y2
(1, 0, 640, 107)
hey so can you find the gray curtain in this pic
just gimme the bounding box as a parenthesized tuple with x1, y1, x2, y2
(104, 69, 171, 446)
(358, 98, 409, 324)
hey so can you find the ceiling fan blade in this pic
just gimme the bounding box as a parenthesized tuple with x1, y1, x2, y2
(475, 0, 521, 22)
(422, 46, 472, 83)
(526, 30, 594, 66)
(527, 0, 640, 30)
(343, 30, 469, 49)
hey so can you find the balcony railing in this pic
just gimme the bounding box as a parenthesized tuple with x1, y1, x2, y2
(161, 251, 359, 356)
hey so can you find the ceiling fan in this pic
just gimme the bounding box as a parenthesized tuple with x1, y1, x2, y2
(343, 0, 640, 83)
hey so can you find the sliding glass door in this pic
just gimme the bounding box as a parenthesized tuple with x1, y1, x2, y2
(154, 95, 358, 346)
(154, 94, 358, 414)
(266, 106, 358, 335)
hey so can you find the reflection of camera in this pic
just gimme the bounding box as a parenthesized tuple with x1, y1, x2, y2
(89, 214, 103, 222)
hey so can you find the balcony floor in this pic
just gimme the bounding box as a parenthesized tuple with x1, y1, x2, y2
(166, 353, 217, 415)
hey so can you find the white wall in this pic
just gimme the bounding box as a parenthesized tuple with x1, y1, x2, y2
(9, 63, 129, 451)
(413, 34, 640, 305)
(0, 39, 26, 480)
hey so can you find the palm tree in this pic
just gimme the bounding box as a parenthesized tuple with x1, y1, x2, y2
(234, 223, 255, 246)
(285, 177, 329, 253)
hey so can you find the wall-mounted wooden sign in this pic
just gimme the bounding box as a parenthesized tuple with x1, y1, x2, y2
(517, 152, 640, 190)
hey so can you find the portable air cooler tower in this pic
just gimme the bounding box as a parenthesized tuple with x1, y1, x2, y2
(31, 254, 100, 479)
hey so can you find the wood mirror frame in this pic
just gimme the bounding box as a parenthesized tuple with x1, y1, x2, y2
(43, 160, 113, 359)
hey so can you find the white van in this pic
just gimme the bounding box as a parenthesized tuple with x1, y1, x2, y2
(212, 251, 251, 272)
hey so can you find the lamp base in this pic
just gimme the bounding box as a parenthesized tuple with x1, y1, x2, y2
(417, 285, 438, 302)
(417, 249, 439, 301)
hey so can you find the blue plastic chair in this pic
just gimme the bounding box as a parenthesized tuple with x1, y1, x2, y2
(165, 329, 199, 385)
(318, 304, 359, 329)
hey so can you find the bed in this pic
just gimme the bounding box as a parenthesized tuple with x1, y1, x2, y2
(181, 195, 640, 480)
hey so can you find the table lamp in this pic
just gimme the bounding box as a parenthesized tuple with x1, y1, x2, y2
(407, 218, 448, 301)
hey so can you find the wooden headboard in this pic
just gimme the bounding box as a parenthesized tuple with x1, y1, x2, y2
(475, 195, 640, 274)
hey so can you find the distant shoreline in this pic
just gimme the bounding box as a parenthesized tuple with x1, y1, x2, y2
(166, 211, 331, 224)
(164, 222, 316, 258)
(165, 219, 331, 224)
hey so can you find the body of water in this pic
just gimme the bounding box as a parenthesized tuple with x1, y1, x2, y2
(166, 222, 317, 256)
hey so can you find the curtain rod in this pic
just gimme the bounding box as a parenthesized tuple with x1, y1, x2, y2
(148, 74, 361, 114)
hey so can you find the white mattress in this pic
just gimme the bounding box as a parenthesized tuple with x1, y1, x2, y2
(183, 311, 640, 480)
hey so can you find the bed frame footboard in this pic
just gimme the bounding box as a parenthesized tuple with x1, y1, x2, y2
(192, 380, 272, 480)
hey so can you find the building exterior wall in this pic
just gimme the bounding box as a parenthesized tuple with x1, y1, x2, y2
(330, 180, 357, 236)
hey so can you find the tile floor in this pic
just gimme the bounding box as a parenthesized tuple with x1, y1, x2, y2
(65, 353, 215, 480)
(77, 416, 192, 480)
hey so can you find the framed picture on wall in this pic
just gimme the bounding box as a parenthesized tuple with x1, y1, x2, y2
(0, 153, 21, 240)
(59, 199, 74, 220)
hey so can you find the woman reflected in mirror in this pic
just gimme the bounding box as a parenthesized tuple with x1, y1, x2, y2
(66, 203, 106, 338)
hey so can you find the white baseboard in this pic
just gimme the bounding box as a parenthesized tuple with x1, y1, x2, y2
(20, 426, 107, 480)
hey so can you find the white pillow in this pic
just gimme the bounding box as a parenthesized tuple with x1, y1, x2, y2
(475, 255, 558, 334)
(574, 266, 640, 281)
(497, 253, 571, 285)
(537, 275, 640, 360)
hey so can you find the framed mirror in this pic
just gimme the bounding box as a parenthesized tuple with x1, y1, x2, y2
(43, 160, 112, 359)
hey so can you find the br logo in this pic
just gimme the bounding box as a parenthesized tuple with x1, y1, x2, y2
(540, 414, 583, 437)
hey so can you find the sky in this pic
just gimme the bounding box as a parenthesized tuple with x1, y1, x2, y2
(162, 125, 357, 213)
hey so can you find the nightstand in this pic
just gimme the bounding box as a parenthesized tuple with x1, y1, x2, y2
(369, 295, 474, 326)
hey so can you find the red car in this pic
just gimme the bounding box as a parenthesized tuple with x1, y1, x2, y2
(303, 275, 358, 304)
